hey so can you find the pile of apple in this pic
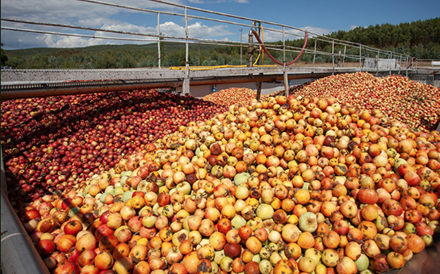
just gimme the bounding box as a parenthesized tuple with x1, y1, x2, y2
(1, 89, 227, 206)
(20, 94, 440, 274)
(285, 72, 440, 132)
(204, 88, 268, 107)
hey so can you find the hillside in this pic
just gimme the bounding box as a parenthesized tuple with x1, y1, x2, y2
(328, 17, 440, 59)
(3, 17, 439, 69)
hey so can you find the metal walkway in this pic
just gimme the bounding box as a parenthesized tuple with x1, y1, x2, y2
(1, 66, 411, 100)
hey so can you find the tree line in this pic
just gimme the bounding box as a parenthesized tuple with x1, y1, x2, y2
(2, 17, 439, 69)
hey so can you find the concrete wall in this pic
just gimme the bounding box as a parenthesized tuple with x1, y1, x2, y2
(409, 74, 440, 88)
(413, 80, 440, 88)
(177, 78, 312, 98)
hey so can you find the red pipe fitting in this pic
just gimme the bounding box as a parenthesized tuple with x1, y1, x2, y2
(252, 30, 308, 66)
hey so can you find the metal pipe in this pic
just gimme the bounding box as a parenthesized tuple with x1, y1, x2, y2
(157, 12, 161, 69)
(85, 0, 374, 49)
(3, 0, 405, 60)
(252, 30, 308, 66)
(1, 26, 156, 42)
(79, 0, 255, 29)
(1, 154, 50, 274)
(1, 20, 400, 65)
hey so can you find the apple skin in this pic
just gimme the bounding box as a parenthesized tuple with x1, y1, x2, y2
(216, 218, 232, 235)
(24, 209, 41, 222)
(94, 224, 114, 241)
(100, 211, 110, 224)
(415, 222, 434, 236)
(333, 219, 350, 235)
(405, 210, 423, 224)
(340, 200, 358, 219)
(238, 225, 252, 240)
(397, 164, 413, 177)
(63, 219, 82, 236)
(298, 212, 318, 233)
(77, 249, 97, 268)
(404, 171, 421, 186)
(382, 199, 403, 217)
(357, 188, 379, 204)
(254, 228, 269, 242)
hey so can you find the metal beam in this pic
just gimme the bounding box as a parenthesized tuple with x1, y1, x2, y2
(2, 66, 408, 84)
(1, 72, 335, 100)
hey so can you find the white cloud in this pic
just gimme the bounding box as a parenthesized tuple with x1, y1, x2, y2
(350, 25, 358, 30)
(2, 20, 233, 49)
(1, 0, 184, 25)
(0, 0, 324, 49)
(189, 22, 232, 38)
(253, 25, 331, 43)
(303, 26, 332, 36)
(42, 35, 98, 48)
(187, 0, 249, 3)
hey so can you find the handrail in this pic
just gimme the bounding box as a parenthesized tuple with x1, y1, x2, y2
(4, 0, 409, 58)
(1, 0, 414, 93)
(407, 57, 417, 69)
(2, 0, 412, 65)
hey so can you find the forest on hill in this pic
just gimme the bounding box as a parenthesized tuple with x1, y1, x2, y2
(2, 17, 439, 69)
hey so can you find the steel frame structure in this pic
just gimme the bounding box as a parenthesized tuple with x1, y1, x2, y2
(2, 0, 412, 97)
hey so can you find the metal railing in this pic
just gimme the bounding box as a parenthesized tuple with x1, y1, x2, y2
(2, 0, 411, 71)
(412, 59, 440, 70)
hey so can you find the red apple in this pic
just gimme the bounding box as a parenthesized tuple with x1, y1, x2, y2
(64, 219, 82, 236)
(36, 239, 55, 258)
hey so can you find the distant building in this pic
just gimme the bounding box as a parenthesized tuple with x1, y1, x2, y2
(363, 58, 400, 69)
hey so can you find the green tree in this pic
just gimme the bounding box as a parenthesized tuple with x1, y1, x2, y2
(1, 43, 8, 66)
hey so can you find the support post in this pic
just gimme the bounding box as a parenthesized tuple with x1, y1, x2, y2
(256, 81, 262, 101)
(183, 7, 190, 95)
(359, 45, 362, 71)
(332, 40, 335, 74)
(390, 51, 393, 73)
(157, 12, 161, 69)
(406, 56, 408, 77)
(248, 30, 253, 67)
(283, 26, 286, 65)
(343, 45, 346, 67)
(283, 26, 288, 96)
(313, 39, 317, 67)
(376, 49, 380, 76)
(183, 78, 190, 95)
(257, 22, 262, 65)
(240, 29, 243, 65)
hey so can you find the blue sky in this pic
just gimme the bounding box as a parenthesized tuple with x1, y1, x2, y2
(1, 0, 439, 49)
